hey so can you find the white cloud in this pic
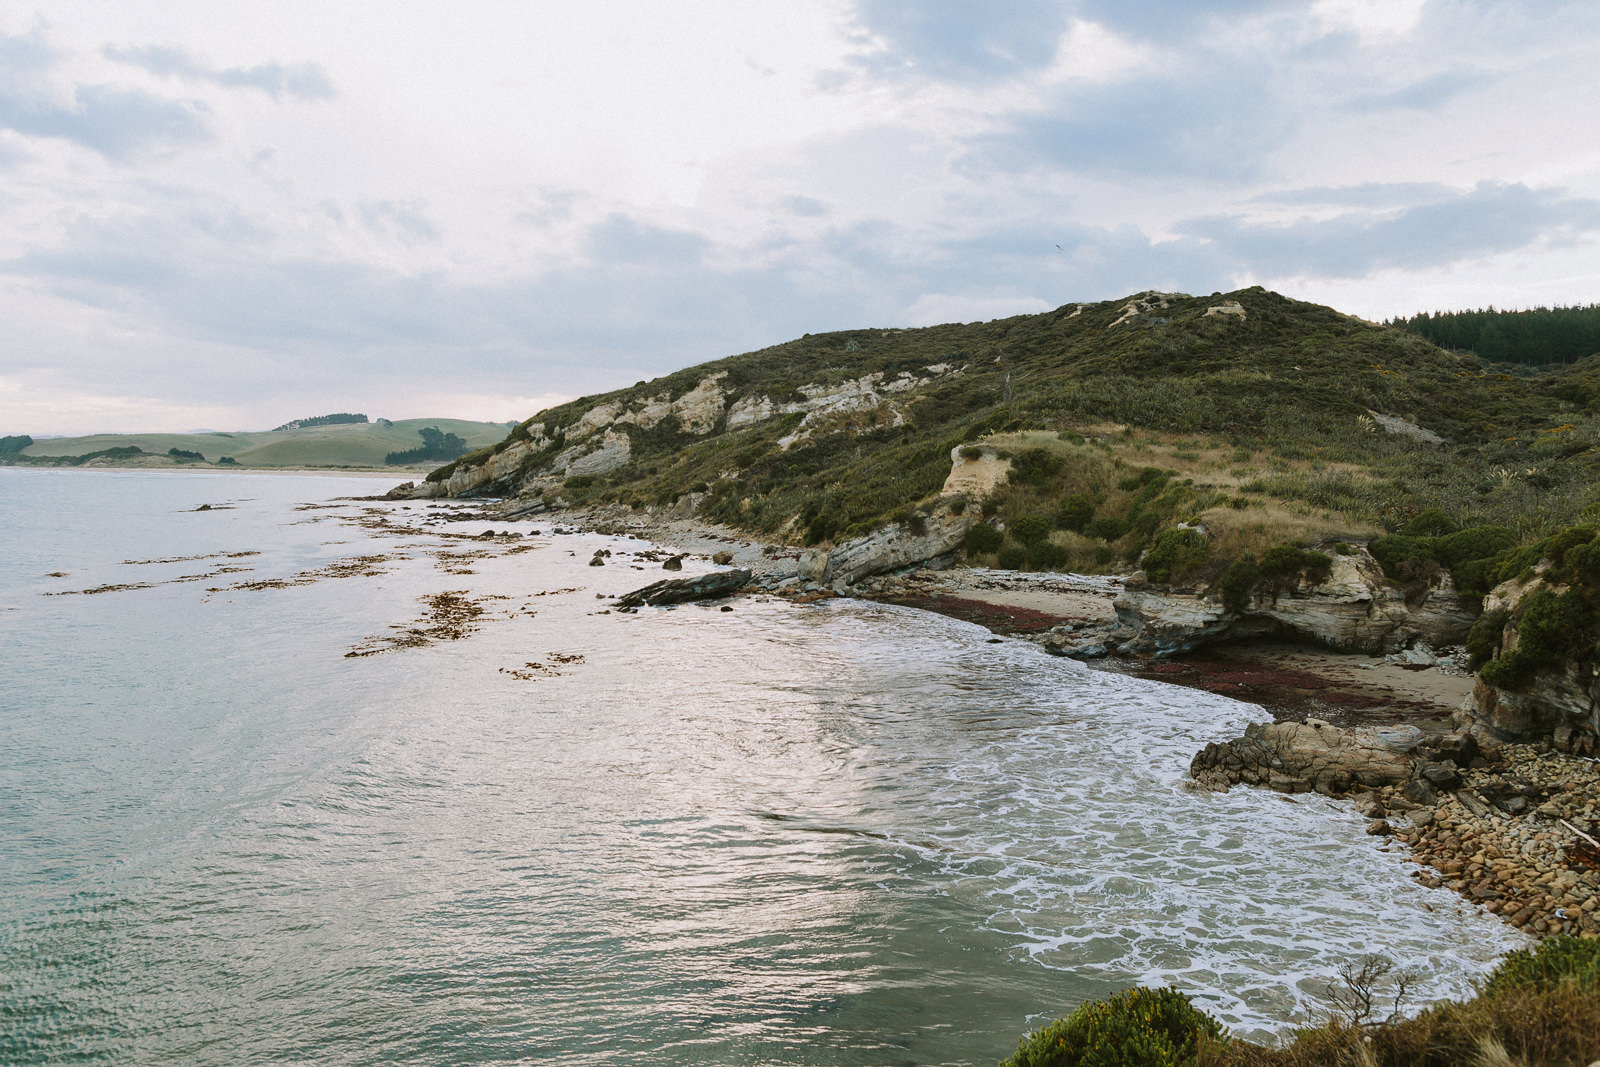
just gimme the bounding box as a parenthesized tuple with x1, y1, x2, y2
(1, 1, 1598, 435)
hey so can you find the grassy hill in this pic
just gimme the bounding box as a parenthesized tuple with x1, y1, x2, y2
(13, 418, 513, 470)
(428, 287, 1600, 574)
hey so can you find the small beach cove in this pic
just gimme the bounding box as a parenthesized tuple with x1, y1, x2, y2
(1, 469, 1536, 1064)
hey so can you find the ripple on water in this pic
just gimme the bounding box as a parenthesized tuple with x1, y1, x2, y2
(0, 472, 1528, 1064)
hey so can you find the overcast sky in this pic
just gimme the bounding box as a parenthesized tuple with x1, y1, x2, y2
(3, 1, 1598, 434)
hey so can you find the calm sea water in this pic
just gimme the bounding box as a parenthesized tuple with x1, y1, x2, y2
(0, 469, 1524, 1065)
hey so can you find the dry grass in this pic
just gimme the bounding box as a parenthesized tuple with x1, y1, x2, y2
(1198, 504, 1380, 559)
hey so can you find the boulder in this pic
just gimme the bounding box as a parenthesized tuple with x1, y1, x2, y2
(712, 550, 734, 565)
(1190, 720, 1423, 795)
(813, 510, 975, 588)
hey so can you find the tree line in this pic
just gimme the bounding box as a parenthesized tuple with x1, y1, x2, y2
(1390, 304, 1600, 366)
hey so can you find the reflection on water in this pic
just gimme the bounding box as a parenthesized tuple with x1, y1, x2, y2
(0, 469, 1524, 1066)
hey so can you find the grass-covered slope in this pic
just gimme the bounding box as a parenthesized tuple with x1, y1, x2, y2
(438, 287, 1600, 570)
(13, 418, 512, 469)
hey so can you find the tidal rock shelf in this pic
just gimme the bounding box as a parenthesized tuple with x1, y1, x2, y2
(1191, 718, 1600, 939)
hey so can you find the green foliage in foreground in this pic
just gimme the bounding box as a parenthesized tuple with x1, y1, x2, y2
(1002, 987, 1224, 1067)
(1199, 935, 1600, 1067)
(1007, 937, 1600, 1067)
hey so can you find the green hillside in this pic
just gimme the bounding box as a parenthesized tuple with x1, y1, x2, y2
(430, 287, 1600, 573)
(12, 418, 512, 470)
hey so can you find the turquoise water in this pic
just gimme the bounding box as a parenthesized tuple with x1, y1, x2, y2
(0, 469, 1523, 1065)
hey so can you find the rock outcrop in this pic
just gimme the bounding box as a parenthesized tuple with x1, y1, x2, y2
(614, 569, 752, 608)
(1114, 547, 1474, 657)
(810, 509, 975, 589)
(1466, 572, 1600, 751)
(1190, 719, 1425, 795)
(408, 362, 962, 502)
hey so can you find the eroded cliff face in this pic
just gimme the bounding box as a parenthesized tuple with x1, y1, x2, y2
(409, 363, 960, 501)
(1114, 547, 1475, 656)
(1468, 574, 1600, 751)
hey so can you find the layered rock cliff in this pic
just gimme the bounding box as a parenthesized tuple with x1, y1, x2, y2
(1113, 544, 1475, 657)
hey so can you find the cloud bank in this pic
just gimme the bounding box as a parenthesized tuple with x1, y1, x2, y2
(0, 1, 1596, 433)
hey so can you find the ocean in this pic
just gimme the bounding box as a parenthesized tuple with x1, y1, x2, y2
(0, 468, 1524, 1065)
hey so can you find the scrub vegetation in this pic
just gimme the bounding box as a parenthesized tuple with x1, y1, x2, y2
(1000, 936, 1600, 1067)
(450, 287, 1600, 578)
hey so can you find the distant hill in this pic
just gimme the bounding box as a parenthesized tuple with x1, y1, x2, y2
(415, 286, 1600, 572)
(8, 418, 514, 470)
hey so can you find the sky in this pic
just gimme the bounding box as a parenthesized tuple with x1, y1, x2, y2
(2, 1, 1598, 435)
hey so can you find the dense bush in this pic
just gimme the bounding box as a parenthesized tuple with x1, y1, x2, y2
(1401, 508, 1459, 537)
(997, 544, 1028, 570)
(1012, 515, 1053, 547)
(1478, 587, 1594, 689)
(1465, 609, 1510, 671)
(1142, 527, 1209, 585)
(1001, 987, 1225, 1067)
(167, 448, 205, 462)
(967, 523, 1004, 556)
(1086, 516, 1131, 542)
(1028, 541, 1069, 570)
(1368, 535, 1436, 580)
(1435, 525, 1516, 569)
(1257, 544, 1332, 587)
(1057, 494, 1095, 533)
(1218, 555, 1260, 613)
(1011, 447, 1065, 487)
(1482, 934, 1600, 996)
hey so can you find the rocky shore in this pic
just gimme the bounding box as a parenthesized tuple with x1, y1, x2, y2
(1191, 716, 1600, 939)
(395, 492, 1599, 943)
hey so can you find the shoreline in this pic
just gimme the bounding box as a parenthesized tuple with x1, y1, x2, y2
(401, 493, 1600, 943)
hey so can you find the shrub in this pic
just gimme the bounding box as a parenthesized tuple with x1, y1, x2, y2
(1028, 541, 1069, 570)
(804, 512, 840, 545)
(1218, 555, 1259, 613)
(996, 544, 1028, 570)
(1012, 447, 1065, 486)
(1057, 494, 1095, 533)
(1479, 587, 1594, 690)
(1368, 535, 1436, 580)
(564, 474, 595, 489)
(1568, 538, 1600, 584)
(1542, 525, 1598, 569)
(1086, 516, 1131, 542)
(966, 523, 1004, 556)
(1401, 508, 1459, 537)
(1435, 525, 1517, 570)
(1481, 934, 1600, 996)
(1258, 544, 1332, 587)
(960, 445, 984, 461)
(1142, 527, 1209, 585)
(1464, 609, 1508, 671)
(1012, 515, 1053, 547)
(1001, 987, 1225, 1067)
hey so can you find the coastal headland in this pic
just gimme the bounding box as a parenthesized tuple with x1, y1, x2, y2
(386, 288, 1600, 953)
